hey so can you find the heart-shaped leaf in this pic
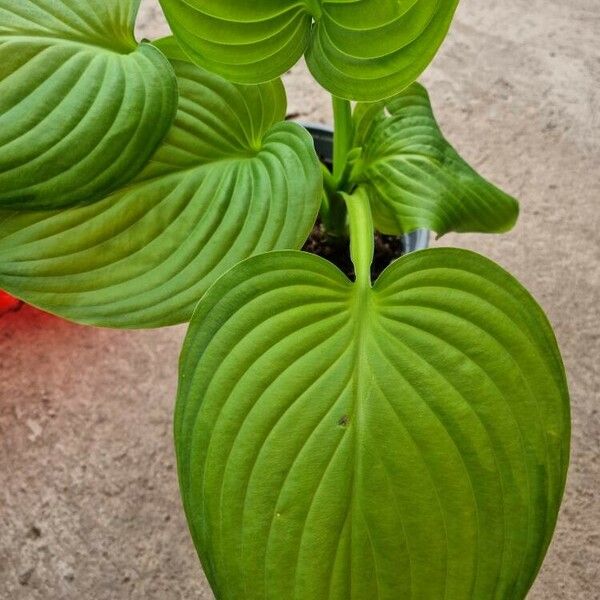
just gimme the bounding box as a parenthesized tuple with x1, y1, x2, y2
(351, 83, 519, 236)
(0, 38, 322, 328)
(176, 248, 569, 599)
(158, 0, 460, 101)
(0, 0, 178, 210)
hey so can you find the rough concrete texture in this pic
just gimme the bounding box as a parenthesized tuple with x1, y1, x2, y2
(0, 0, 598, 598)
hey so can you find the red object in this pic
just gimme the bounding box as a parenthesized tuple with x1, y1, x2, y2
(0, 291, 22, 314)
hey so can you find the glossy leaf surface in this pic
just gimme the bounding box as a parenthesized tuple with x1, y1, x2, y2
(0, 39, 321, 328)
(0, 0, 178, 209)
(158, 0, 459, 101)
(352, 83, 519, 236)
(176, 248, 569, 600)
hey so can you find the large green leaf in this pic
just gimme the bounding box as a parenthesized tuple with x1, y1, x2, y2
(351, 83, 519, 236)
(158, 0, 459, 101)
(0, 38, 322, 328)
(176, 248, 569, 599)
(0, 0, 178, 210)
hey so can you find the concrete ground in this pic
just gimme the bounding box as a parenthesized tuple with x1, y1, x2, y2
(1, 0, 598, 598)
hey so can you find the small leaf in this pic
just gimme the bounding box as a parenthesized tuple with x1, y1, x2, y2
(0, 0, 178, 210)
(0, 39, 322, 328)
(176, 248, 569, 600)
(158, 0, 460, 101)
(352, 83, 519, 236)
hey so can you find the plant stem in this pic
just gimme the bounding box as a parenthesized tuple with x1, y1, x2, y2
(332, 96, 353, 182)
(344, 189, 374, 288)
(321, 163, 337, 199)
(324, 96, 355, 236)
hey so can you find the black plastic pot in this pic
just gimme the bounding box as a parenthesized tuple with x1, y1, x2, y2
(302, 123, 430, 253)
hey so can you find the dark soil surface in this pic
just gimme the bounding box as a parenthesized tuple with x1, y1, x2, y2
(302, 222, 405, 280)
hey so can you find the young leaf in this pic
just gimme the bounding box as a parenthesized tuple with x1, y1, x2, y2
(351, 83, 519, 236)
(158, 0, 460, 101)
(176, 248, 569, 600)
(0, 39, 322, 328)
(0, 0, 178, 210)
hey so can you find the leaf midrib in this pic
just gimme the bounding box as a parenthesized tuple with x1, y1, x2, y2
(0, 32, 136, 54)
(347, 286, 375, 597)
(133, 150, 262, 187)
(362, 150, 443, 174)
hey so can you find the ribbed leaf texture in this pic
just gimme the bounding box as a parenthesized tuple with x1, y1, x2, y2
(176, 248, 570, 600)
(158, 0, 459, 101)
(0, 0, 178, 209)
(0, 39, 322, 328)
(351, 83, 519, 236)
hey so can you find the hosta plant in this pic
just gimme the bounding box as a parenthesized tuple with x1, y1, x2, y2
(0, 1, 570, 599)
